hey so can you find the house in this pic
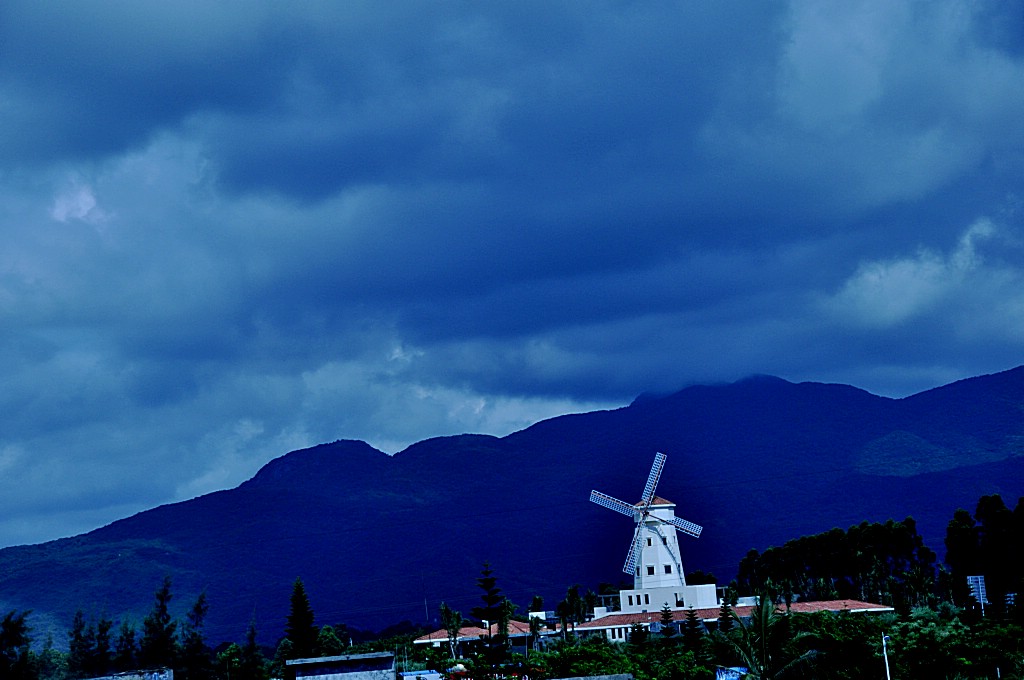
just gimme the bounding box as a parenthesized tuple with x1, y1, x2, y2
(286, 651, 396, 680)
(575, 599, 895, 642)
(413, 618, 558, 657)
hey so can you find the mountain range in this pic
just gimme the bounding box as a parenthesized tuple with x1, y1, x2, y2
(2, 366, 1023, 646)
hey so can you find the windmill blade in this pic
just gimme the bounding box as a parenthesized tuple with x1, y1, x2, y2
(667, 516, 703, 538)
(622, 524, 644, 575)
(646, 512, 703, 538)
(639, 452, 666, 505)
(590, 490, 635, 517)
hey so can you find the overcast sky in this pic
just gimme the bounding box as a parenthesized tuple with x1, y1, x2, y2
(2, 1, 1023, 548)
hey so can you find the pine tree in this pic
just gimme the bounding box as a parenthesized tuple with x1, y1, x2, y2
(470, 563, 508, 666)
(470, 563, 503, 626)
(67, 610, 90, 678)
(93, 616, 113, 676)
(139, 576, 179, 669)
(179, 592, 211, 680)
(113, 620, 137, 671)
(240, 618, 269, 680)
(285, 578, 317, 659)
(717, 600, 734, 634)
(682, 606, 704, 654)
(658, 604, 677, 647)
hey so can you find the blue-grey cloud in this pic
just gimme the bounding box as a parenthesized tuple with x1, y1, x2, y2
(1, 0, 1023, 548)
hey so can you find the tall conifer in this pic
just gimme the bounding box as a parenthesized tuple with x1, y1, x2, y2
(285, 578, 317, 659)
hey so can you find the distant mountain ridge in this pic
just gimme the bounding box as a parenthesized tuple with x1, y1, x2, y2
(2, 366, 1023, 646)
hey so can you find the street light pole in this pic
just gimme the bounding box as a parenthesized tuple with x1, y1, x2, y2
(882, 634, 892, 680)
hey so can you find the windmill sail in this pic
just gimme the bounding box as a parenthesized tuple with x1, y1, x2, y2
(589, 452, 702, 575)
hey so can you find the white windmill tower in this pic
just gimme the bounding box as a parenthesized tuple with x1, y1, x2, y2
(590, 452, 717, 613)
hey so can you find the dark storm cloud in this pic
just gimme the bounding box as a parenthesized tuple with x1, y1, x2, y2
(1, 1, 1023, 547)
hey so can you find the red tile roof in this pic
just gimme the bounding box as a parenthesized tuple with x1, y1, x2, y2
(576, 599, 893, 629)
(414, 619, 540, 644)
(641, 496, 675, 506)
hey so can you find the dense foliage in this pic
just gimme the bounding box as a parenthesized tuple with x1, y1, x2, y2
(2, 494, 1023, 679)
(735, 517, 938, 612)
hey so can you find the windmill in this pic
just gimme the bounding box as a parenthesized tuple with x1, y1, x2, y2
(590, 452, 702, 584)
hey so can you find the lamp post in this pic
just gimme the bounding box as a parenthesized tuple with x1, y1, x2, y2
(882, 634, 892, 680)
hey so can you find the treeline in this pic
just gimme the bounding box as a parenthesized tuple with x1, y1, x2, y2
(3, 494, 1023, 679)
(0, 576, 405, 680)
(735, 494, 1024, 620)
(429, 554, 1024, 679)
(428, 496, 1024, 679)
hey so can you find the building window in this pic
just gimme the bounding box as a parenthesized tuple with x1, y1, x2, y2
(662, 536, 668, 544)
(647, 566, 655, 576)
(644, 594, 650, 605)
(665, 565, 672, 574)
(646, 537, 652, 547)
(628, 595, 634, 606)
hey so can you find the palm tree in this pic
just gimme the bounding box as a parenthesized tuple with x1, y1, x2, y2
(440, 602, 464, 660)
(726, 596, 815, 679)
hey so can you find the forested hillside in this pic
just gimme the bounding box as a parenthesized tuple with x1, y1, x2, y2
(1, 367, 1023, 647)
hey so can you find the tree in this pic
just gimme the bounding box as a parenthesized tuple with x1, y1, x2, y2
(113, 620, 137, 671)
(682, 606, 704, 655)
(889, 606, 972, 678)
(657, 604, 677, 648)
(559, 585, 585, 635)
(738, 518, 935, 612)
(67, 610, 91, 678)
(627, 622, 649, 648)
(217, 643, 243, 680)
(285, 578, 317, 659)
(94, 616, 113, 675)
(0, 610, 33, 680)
(439, 602, 464, 660)
(179, 592, 211, 680)
(470, 563, 508, 666)
(240, 618, 269, 680)
(316, 625, 346, 657)
(718, 599, 734, 634)
(470, 563, 504, 627)
(535, 636, 632, 678)
(687, 569, 717, 585)
(496, 597, 517, 647)
(68, 610, 113, 678)
(270, 638, 294, 680)
(944, 508, 979, 605)
(726, 595, 812, 679)
(976, 494, 1015, 617)
(34, 632, 68, 680)
(139, 576, 179, 669)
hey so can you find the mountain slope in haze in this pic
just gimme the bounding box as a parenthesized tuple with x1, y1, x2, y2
(2, 367, 1023, 646)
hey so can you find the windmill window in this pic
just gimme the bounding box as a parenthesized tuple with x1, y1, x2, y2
(647, 566, 655, 576)
(665, 565, 672, 574)
(646, 538, 652, 547)
(662, 537, 667, 545)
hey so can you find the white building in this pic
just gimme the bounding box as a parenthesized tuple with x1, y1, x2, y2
(597, 496, 717, 617)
